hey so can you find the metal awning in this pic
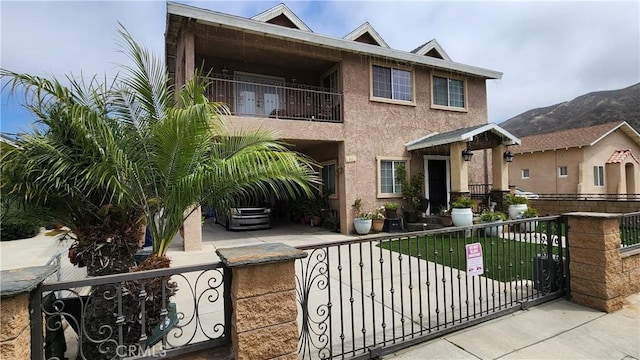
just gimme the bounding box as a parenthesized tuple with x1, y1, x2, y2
(405, 123, 521, 151)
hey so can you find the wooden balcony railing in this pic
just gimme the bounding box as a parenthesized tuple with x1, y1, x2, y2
(203, 75, 343, 123)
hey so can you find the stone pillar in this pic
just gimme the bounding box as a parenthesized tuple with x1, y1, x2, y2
(183, 206, 203, 251)
(565, 212, 624, 312)
(1, 265, 58, 360)
(217, 243, 306, 360)
(450, 142, 469, 193)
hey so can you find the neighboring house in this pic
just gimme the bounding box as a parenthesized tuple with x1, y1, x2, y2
(165, 2, 519, 235)
(509, 121, 640, 195)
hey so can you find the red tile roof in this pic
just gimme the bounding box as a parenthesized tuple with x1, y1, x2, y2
(607, 149, 640, 164)
(513, 121, 626, 153)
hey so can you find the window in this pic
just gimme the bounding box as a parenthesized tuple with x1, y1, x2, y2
(593, 166, 605, 186)
(432, 75, 465, 108)
(321, 162, 337, 197)
(521, 169, 530, 179)
(372, 65, 413, 102)
(558, 166, 568, 177)
(379, 159, 406, 195)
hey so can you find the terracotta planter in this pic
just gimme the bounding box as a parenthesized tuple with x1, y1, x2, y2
(440, 215, 453, 226)
(372, 218, 384, 232)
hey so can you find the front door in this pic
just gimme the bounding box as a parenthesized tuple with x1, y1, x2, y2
(424, 156, 450, 214)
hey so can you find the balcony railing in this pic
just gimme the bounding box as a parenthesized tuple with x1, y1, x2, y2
(203, 75, 343, 123)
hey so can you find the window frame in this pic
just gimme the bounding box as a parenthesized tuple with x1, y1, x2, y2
(369, 61, 416, 106)
(430, 72, 468, 112)
(593, 165, 605, 187)
(377, 156, 410, 198)
(521, 168, 530, 179)
(558, 166, 568, 178)
(321, 160, 338, 199)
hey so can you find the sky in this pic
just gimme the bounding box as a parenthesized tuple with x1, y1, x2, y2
(1, 0, 639, 135)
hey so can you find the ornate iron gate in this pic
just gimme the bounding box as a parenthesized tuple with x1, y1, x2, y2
(296, 216, 568, 359)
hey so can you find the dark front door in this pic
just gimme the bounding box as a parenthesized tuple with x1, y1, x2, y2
(428, 159, 447, 214)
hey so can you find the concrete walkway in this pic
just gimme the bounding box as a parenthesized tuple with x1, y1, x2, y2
(388, 293, 640, 360)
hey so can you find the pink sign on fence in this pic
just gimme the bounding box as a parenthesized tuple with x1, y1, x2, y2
(465, 243, 484, 276)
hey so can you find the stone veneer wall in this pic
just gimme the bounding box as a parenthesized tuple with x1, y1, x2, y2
(529, 199, 640, 216)
(566, 213, 640, 312)
(0, 293, 30, 359)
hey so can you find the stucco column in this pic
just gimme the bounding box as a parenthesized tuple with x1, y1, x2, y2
(1, 265, 58, 360)
(565, 212, 624, 312)
(450, 142, 469, 193)
(182, 206, 203, 251)
(491, 144, 509, 191)
(216, 243, 306, 360)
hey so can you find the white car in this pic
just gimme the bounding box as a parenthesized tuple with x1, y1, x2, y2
(515, 187, 539, 199)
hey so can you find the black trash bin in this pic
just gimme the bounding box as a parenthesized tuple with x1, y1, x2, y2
(533, 254, 567, 292)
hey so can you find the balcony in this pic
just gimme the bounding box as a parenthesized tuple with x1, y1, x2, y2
(203, 74, 343, 123)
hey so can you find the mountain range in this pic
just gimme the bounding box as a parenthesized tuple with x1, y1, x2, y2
(500, 83, 640, 137)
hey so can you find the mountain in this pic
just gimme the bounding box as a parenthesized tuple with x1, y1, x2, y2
(500, 83, 640, 137)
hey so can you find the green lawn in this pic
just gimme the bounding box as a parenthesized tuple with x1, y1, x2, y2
(379, 235, 559, 282)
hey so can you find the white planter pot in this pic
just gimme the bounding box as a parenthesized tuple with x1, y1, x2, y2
(520, 218, 539, 233)
(451, 208, 473, 227)
(353, 218, 372, 235)
(482, 220, 504, 237)
(508, 204, 528, 220)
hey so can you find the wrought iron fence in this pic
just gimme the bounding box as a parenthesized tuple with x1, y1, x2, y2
(295, 216, 568, 359)
(620, 211, 640, 249)
(203, 74, 343, 123)
(535, 193, 640, 200)
(31, 261, 230, 360)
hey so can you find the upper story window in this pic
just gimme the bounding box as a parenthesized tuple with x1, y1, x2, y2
(432, 75, 466, 110)
(371, 65, 414, 104)
(593, 166, 605, 187)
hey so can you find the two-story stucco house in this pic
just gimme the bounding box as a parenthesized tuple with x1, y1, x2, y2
(166, 2, 520, 236)
(509, 121, 640, 196)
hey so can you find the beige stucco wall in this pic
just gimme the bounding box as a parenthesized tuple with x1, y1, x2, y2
(510, 129, 640, 195)
(183, 22, 494, 233)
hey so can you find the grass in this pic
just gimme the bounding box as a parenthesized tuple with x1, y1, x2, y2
(379, 234, 560, 283)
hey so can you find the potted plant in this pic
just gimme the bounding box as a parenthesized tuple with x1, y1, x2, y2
(352, 199, 372, 235)
(372, 206, 386, 232)
(438, 205, 453, 226)
(504, 193, 528, 220)
(395, 163, 425, 222)
(520, 207, 539, 232)
(479, 211, 507, 236)
(384, 202, 399, 219)
(450, 196, 476, 227)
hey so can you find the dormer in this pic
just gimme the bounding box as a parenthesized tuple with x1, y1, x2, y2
(343, 22, 389, 48)
(251, 3, 312, 32)
(410, 39, 451, 61)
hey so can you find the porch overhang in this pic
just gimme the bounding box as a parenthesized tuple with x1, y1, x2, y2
(405, 123, 521, 152)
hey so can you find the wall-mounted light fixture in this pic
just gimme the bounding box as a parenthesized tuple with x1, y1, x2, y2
(503, 151, 515, 163)
(462, 149, 474, 162)
(221, 67, 228, 76)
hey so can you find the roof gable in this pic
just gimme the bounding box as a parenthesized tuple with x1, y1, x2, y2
(513, 121, 640, 154)
(406, 123, 520, 151)
(343, 22, 389, 48)
(607, 149, 640, 164)
(251, 3, 312, 32)
(410, 39, 451, 61)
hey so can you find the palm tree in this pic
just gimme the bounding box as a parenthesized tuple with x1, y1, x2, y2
(2, 27, 319, 358)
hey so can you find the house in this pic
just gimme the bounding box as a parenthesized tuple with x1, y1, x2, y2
(509, 121, 640, 196)
(165, 2, 520, 236)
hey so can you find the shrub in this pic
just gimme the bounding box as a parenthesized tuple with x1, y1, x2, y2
(479, 211, 507, 222)
(504, 193, 528, 205)
(0, 196, 44, 241)
(384, 202, 399, 210)
(451, 196, 476, 209)
(522, 207, 539, 218)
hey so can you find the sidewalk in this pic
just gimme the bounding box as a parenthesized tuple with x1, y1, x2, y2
(388, 293, 640, 360)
